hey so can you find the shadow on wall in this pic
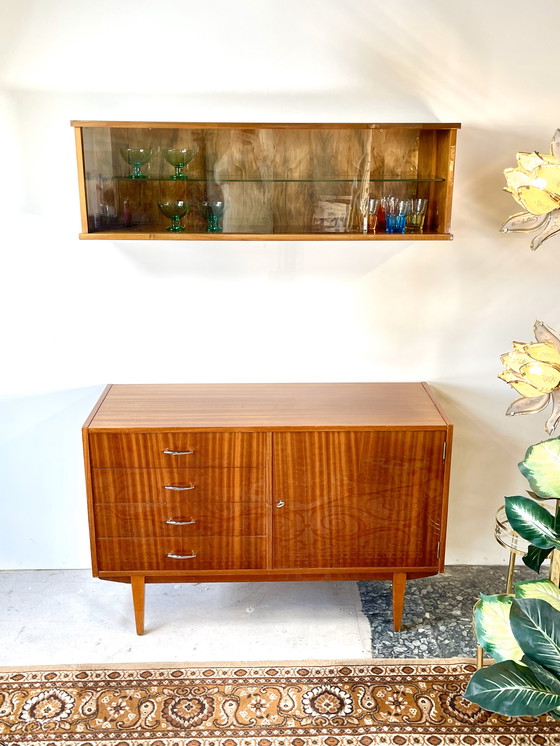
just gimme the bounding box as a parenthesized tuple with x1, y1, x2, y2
(0, 385, 105, 570)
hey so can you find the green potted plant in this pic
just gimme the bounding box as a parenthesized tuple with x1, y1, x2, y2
(465, 578, 560, 717)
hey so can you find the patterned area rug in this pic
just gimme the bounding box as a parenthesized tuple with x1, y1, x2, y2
(0, 659, 557, 745)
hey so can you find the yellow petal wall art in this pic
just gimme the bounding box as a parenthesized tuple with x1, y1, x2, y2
(500, 322, 560, 433)
(501, 130, 560, 249)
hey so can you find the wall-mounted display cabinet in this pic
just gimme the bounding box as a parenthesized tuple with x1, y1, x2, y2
(71, 121, 460, 241)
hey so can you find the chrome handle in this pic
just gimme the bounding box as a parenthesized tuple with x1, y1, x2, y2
(163, 449, 194, 456)
(164, 484, 195, 491)
(167, 551, 197, 560)
(277, 500, 285, 508)
(165, 518, 196, 525)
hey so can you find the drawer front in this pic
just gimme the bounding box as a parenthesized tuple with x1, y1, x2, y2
(94, 502, 266, 537)
(96, 537, 266, 571)
(89, 432, 266, 468)
(272, 430, 447, 569)
(91, 467, 266, 503)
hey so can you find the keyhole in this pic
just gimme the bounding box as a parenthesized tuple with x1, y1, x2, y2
(276, 500, 285, 508)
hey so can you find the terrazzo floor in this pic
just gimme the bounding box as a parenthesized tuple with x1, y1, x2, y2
(359, 564, 535, 658)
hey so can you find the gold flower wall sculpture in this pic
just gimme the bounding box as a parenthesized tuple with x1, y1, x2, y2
(499, 320, 560, 433)
(501, 129, 560, 249)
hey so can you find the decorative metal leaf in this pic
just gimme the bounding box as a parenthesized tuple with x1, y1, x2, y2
(511, 598, 560, 678)
(505, 496, 560, 549)
(516, 579, 560, 612)
(545, 390, 560, 434)
(473, 594, 522, 662)
(530, 209, 560, 250)
(523, 544, 554, 573)
(518, 438, 560, 498)
(506, 394, 550, 416)
(534, 320, 560, 353)
(500, 211, 549, 233)
(464, 659, 560, 716)
(550, 129, 560, 161)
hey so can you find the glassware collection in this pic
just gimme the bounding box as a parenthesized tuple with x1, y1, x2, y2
(94, 143, 430, 236)
(364, 196, 428, 235)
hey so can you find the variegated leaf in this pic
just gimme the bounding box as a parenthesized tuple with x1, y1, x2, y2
(516, 579, 560, 612)
(518, 438, 560, 498)
(505, 496, 560, 549)
(473, 594, 523, 662)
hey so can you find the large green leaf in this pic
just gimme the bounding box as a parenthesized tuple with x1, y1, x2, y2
(519, 438, 560, 498)
(505, 495, 560, 549)
(523, 544, 553, 573)
(510, 598, 560, 678)
(522, 656, 560, 695)
(465, 659, 560, 716)
(516, 579, 560, 611)
(473, 594, 523, 662)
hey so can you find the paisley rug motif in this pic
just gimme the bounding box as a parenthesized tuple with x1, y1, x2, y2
(0, 658, 557, 745)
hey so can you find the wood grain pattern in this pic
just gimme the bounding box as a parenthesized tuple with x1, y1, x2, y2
(91, 467, 266, 503)
(89, 431, 267, 467)
(96, 536, 267, 571)
(272, 430, 446, 569)
(82, 383, 452, 633)
(94, 501, 265, 537)
(85, 383, 447, 430)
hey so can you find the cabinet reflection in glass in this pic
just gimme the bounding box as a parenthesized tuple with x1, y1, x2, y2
(198, 200, 225, 232)
(120, 148, 152, 179)
(158, 200, 190, 232)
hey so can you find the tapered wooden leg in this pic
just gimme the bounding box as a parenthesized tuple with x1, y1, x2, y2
(392, 572, 407, 631)
(131, 575, 145, 635)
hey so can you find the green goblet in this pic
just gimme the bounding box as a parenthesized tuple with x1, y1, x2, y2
(120, 148, 152, 179)
(162, 148, 196, 180)
(198, 200, 225, 232)
(158, 200, 190, 232)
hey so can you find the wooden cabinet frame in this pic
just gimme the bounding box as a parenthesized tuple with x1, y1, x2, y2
(72, 121, 460, 241)
(83, 383, 453, 635)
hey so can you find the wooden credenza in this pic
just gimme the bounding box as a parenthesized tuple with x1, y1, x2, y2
(82, 383, 453, 634)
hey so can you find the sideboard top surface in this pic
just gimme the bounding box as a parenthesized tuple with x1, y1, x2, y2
(85, 383, 450, 431)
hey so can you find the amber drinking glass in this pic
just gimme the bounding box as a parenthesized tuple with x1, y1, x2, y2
(158, 200, 190, 231)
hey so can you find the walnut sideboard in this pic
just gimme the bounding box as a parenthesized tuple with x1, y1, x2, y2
(82, 383, 453, 634)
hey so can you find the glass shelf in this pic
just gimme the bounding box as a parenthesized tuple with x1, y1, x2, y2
(90, 176, 446, 184)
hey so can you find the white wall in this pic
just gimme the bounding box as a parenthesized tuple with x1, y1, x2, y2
(2, 0, 560, 569)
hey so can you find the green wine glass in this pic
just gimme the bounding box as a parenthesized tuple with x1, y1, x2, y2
(162, 148, 196, 180)
(120, 148, 152, 179)
(198, 200, 225, 232)
(158, 200, 190, 232)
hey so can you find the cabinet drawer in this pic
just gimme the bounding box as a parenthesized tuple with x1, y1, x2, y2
(91, 467, 266, 503)
(89, 432, 266, 468)
(94, 502, 266, 537)
(96, 537, 266, 571)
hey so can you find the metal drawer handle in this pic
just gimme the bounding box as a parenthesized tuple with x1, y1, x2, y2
(164, 484, 195, 491)
(165, 518, 196, 525)
(167, 551, 197, 560)
(163, 449, 195, 456)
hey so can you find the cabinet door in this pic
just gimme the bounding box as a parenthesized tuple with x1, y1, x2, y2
(272, 430, 447, 569)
